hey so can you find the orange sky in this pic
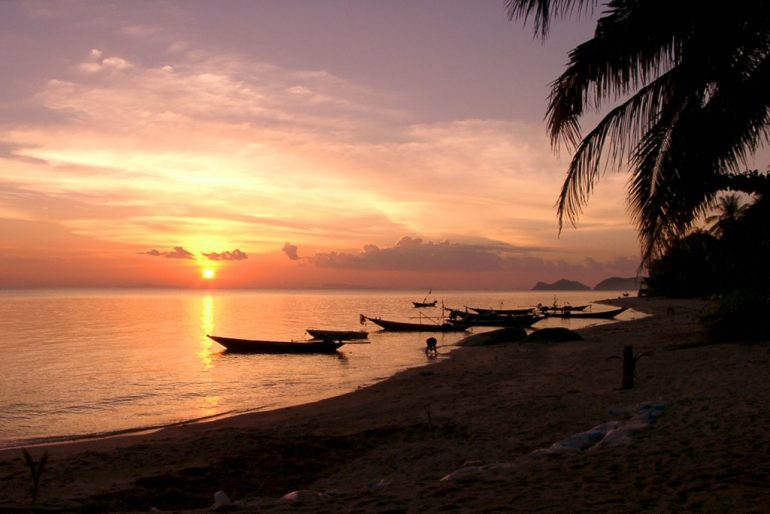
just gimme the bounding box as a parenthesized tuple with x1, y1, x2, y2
(0, 1, 644, 289)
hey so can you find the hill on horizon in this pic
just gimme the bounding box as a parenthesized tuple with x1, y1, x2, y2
(531, 279, 591, 291)
(593, 276, 644, 291)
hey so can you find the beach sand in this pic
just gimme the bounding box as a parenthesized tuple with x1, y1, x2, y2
(1, 297, 769, 512)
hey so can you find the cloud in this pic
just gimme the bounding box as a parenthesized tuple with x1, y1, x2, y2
(143, 246, 194, 259)
(310, 236, 641, 276)
(202, 249, 248, 261)
(311, 236, 517, 272)
(282, 242, 300, 260)
(77, 49, 134, 74)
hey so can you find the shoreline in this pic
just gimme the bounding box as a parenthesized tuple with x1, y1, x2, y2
(0, 297, 629, 452)
(2, 296, 768, 511)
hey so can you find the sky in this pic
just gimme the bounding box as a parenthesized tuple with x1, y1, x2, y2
(0, 0, 644, 290)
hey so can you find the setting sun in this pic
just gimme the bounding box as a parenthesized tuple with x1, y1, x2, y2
(202, 269, 216, 280)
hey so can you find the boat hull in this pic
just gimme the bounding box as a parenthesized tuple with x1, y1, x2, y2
(207, 335, 344, 354)
(306, 329, 369, 341)
(361, 315, 468, 332)
(544, 307, 628, 319)
(459, 313, 543, 328)
(466, 306, 535, 315)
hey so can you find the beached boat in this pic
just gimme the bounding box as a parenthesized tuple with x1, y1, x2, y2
(207, 335, 345, 354)
(544, 306, 628, 319)
(306, 329, 369, 341)
(360, 315, 468, 332)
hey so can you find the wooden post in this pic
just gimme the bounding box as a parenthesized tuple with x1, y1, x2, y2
(622, 345, 635, 389)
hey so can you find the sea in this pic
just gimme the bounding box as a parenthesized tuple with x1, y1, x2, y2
(0, 289, 637, 449)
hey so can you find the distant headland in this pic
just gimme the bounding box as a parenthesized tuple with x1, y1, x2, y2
(532, 276, 643, 291)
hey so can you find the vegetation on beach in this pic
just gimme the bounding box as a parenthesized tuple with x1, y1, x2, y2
(506, 0, 770, 264)
(507, 0, 770, 338)
(21, 448, 48, 504)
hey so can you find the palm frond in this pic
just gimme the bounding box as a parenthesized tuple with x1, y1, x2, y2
(505, 0, 597, 38)
(555, 68, 681, 227)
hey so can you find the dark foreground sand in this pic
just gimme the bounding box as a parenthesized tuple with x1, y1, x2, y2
(1, 297, 769, 512)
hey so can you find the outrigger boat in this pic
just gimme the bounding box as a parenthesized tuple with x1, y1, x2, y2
(453, 312, 543, 328)
(306, 329, 369, 341)
(537, 303, 589, 313)
(466, 305, 537, 315)
(208, 335, 347, 354)
(360, 314, 468, 332)
(543, 306, 628, 319)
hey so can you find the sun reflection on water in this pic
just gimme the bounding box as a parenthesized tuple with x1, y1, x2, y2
(198, 295, 215, 370)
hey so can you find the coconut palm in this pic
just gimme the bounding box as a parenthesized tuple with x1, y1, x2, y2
(506, 0, 770, 262)
(704, 193, 749, 237)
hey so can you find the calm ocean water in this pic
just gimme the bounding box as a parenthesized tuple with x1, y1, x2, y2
(0, 289, 636, 449)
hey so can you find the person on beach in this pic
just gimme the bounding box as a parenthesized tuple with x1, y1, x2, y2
(425, 337, 437, 355)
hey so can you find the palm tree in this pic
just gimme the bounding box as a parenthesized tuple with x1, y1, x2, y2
(506, 0, 770, 262)
(704, 193, 749, 237)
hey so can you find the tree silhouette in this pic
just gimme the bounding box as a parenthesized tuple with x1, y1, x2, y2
(506, 0, 770, 263)
(704, 193, 750, 237)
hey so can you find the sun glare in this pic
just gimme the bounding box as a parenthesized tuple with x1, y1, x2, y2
(202, 269, 216, 280)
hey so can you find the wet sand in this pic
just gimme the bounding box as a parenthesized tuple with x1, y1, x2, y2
(1, 296, 768, 512)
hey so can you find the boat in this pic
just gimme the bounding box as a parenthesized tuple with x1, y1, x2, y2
(543, 306, 628, 319)
(306, 329, 369, 341)
(360, 314, 468, 332)
(466, 306, 537, 315)
(444, 306, 472, 319)
(207, 335, 345, 354)
(412, 290, 437, 308)
(536, 303, 589, 313)
(453, 312, 543, 328)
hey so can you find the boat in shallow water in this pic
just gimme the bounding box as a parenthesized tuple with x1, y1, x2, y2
(454, 313, 543, 328)
(360, 314, 468, 332)
(207, 335, 345, 353)
(543, 306, 628, 319)
(305, 329, 369, 341)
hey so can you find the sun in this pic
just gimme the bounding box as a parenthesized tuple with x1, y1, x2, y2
(202, 269, 216, 280)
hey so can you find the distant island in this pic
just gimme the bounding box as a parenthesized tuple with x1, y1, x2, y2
(593, 276, 644, 291)
(532, 276, 644, 291)
(532, 279, 591, 291)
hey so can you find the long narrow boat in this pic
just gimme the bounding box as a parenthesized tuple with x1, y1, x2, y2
(537, 304, 589, 313)
(466, 306, 536, 315)
(207, 335, 345, 354)
(360, 315, 468, 332)
(544, 306, 628, 319)
(306, 329, 369, 341)
(412, 300, 438, 308)
(457, 313, 543, 328)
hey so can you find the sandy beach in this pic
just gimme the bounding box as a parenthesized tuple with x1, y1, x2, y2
(1, 296, 769, 512)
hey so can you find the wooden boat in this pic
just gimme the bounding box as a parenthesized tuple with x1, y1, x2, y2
(360, 315, 468, 332)
(466, 306, 536, 315)
(306, 329, 368, 341)
(412, 290, 436, 308)
(454, 313, 543, 328)
(207, 335, 345, 354)
(444, 306, 472, 320)
(544, 306, 628, 319)
(537, 303, 589, 313)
